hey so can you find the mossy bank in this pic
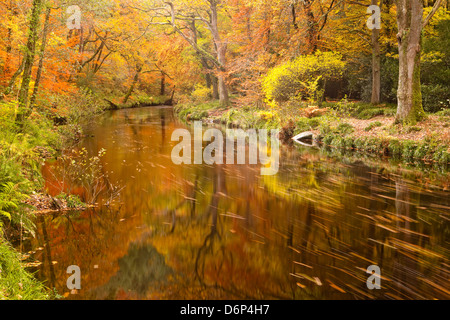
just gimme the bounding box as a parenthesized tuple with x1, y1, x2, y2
(174, 100, 450, 168)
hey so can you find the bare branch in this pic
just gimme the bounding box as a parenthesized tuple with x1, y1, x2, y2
(423, 0, 443, 28)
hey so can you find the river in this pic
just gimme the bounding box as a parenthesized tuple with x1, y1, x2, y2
(21, 106, 450, 299)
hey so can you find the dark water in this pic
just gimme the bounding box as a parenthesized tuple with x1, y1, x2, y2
(22, 107, 449, 299)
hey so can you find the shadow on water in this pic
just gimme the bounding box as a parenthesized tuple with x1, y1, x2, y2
(20, 106, 450, 300)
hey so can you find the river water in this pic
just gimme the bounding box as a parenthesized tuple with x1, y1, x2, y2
(22, 106, 449, 299)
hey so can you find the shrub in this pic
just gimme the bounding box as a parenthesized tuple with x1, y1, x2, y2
(45, 88, 106, 125)
(421, 84, 450, 113)
(262, 51, 345, 107)
(55, 193, 86, 209)
(191, 84, 212, 102)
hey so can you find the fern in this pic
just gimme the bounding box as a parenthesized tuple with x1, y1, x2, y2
(0, 182, 33, 233)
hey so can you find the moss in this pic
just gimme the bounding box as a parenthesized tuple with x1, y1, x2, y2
(406, 125, 422, 133)
(412, 56, 426, 122)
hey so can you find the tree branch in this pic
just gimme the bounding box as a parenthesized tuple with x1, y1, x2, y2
(423, 0, 443, 28)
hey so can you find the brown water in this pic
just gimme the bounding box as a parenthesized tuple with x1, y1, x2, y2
(22, 106, 450, 299)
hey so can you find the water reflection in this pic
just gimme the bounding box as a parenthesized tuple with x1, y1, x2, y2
(22, 107, 450, 300)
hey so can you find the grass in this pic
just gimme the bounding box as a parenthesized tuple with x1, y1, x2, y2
(323, 101, 397, 119)
(364, 121, 383, 132)
(0, 239, 49, 299)
(174, 100, 223, 121)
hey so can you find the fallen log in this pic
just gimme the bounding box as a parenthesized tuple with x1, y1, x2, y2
(292, 131, 318, 147)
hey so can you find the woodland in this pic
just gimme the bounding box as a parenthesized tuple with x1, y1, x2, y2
(0, 0, 449, 300)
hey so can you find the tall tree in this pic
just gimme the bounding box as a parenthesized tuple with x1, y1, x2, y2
(395, 0, 443, 123)
(30, 6, 51, 108)
(163, 1, 230, 105)
(370, 0, 382, 104)
(17, 0, 43, 124)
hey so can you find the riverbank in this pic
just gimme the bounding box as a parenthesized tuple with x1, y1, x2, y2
(103, 94, 173, 110)
(174, 100, 450, 167)
(0, 91, 107, 299)
(0, 100, 57, 299)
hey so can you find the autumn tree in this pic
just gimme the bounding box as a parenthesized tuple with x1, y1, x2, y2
(17, 0, 43, 124)
(395, 0, 443, 123)
(369, 0, 382, 104)
(135, 0, 231, 105)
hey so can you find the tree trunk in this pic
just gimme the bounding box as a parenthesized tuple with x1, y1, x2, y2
(211, 75, 219, 100)
(17, 0, 43, 124)
(30, 6, 51, 108)
(191, 19, 215, 99)
(3, 28, 12, 77)
(166, 1, 228, 104)
(122, 66, 142, 104)
(210, 0, 229, 106)
(395, 0, 425, 124)
(302, 0, 318, 53)
(2, 60, 25, 97)
(160, 72, 166, 96)
(371, 0, 381, 104)
(2, 0, 16, 79)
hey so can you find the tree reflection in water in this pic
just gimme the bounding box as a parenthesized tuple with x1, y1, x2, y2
(22, 107, 449, 300)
